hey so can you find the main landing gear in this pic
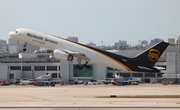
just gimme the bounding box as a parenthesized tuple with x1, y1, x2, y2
(76, 62, 90, 70)
(23, 42, 27, 52)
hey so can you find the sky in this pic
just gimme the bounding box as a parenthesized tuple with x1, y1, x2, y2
(1, 0, 180, 46)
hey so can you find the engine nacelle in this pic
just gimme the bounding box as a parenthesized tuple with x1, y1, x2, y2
(53, 49, 73, 61)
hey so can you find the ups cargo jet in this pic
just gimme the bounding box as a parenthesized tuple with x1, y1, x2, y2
(9, 28, 169, 72)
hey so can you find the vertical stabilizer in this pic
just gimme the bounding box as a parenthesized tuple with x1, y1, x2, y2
(133, 42, 169, 66)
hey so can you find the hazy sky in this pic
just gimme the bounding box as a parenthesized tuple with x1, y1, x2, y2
(1, 0, 180, 45)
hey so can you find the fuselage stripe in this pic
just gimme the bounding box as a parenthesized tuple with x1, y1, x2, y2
(58, 38, 132, 71)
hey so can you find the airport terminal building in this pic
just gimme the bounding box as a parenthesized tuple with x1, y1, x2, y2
(0, 38, 180, 83)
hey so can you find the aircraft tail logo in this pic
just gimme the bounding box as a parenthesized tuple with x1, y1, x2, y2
(133, 41, 169, 66)
(148, 49, 160, 62)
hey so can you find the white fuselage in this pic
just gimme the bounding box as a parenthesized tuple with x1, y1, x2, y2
(9, 28, 129, 71)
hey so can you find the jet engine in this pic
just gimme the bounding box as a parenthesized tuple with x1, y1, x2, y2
(53, 49, 73, 61)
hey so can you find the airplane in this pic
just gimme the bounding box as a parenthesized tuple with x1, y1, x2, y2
(32, 68, 60, 86)
(112, 73, 125, 85)
(31, 67, 53, 85)
(112, 73, 142, 85)
(33, 74, 51, 86)
(9, 28, 169, 72)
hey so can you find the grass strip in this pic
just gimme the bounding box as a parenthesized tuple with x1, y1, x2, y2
(95, 95, 180, 98)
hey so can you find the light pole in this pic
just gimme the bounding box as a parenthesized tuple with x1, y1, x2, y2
(21, 52, 23, 71)
(178, 43, 180, 54)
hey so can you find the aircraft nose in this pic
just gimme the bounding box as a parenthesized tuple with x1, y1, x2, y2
(9, 31, 15, 37)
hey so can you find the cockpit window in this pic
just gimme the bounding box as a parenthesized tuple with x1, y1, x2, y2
(13, 30, 18, 33)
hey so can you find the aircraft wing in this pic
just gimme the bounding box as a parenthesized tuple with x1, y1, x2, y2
(63, 50, 90, 62)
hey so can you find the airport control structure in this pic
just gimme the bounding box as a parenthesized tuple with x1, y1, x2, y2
(0, 37, 180, 83)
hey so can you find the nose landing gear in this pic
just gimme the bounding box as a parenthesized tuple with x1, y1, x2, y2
(23, 42, 27, 52)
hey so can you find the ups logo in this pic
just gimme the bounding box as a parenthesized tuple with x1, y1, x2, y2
(148, 49, 160, 62)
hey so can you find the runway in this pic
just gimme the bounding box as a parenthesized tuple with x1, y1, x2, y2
(0, 84, 180, 109)
(0, 106, 180, 110)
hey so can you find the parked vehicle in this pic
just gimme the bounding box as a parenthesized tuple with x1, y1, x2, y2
(20, 78, 31, 85)
(131, 81, 139, 85)
(50, 81, 55, 87)
(128, 77, 142, 83)
(10, 79, 20, 84)
(101, 80, 111, 84)
(1, 80, 10, 86)
(43, 81, 55, 87)
(88, 81, 95, 85)
(69, 79, 83, 85)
